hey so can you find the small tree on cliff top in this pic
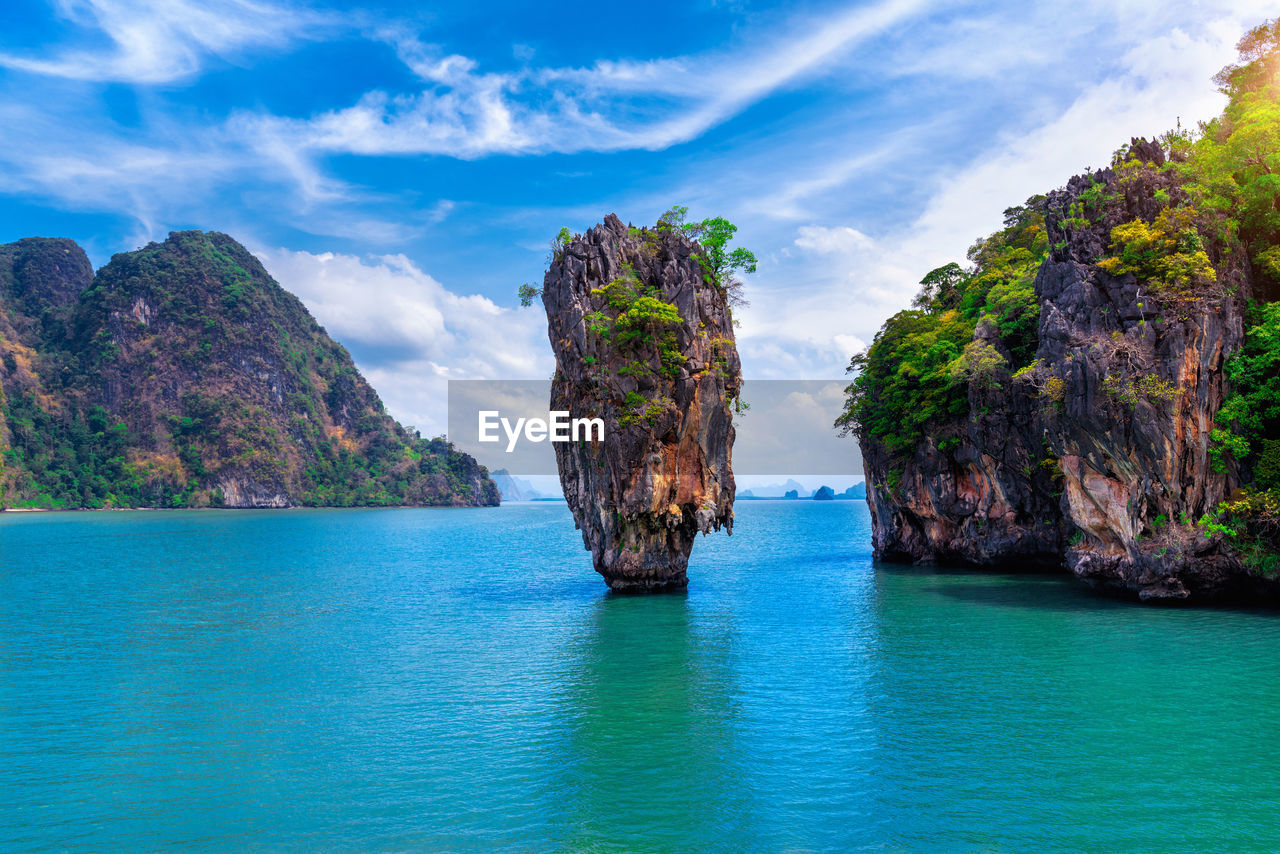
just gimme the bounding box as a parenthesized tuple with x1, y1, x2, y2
(518, 210, 757, 308)
(657, 205, 756, 307)
(1214, 16, 1280, 96)
(518, 283, 541, 307)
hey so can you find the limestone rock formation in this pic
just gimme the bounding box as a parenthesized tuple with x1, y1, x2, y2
(0, 230, 499, 509)
(542, 214, 741, 591)
(860, 139, 1275, 602)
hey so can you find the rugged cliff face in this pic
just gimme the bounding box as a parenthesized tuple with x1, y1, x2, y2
(0, 230, 498, 509)
(542, 214, 741, 591)
(857, 139, 1270, 601)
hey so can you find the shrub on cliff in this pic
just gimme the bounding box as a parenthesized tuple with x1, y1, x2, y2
(836, 200, 1047, 455)
(1213, 300, 1280, 484)
(653, 206, 756, 307)
(1097, 207, 1218, 297)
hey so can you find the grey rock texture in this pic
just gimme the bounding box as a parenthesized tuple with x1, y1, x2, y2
(542, 214, 740, 591)
(862, 139, 1274, 602)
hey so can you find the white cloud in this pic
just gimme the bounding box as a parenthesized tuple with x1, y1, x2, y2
(794, 225, 876, 255)
(241, 0, 933, 161)
(733, 11, 1253, 380)
(0, 0, 1274, 415)
(254, 246, 553, 435)
(0, 0, 332, 83)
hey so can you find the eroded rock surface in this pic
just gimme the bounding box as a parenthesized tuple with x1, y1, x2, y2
(862, 139, 1274, 602)
(542, 214, 741, 591)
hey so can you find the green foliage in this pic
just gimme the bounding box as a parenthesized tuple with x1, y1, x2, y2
(588, 269, 683, 355)
(1172, 20, 1280, 290)
(911, 262, 967, 309)
(655, 205, 755, 307)
(584, 264, 688, 421)
(694, 218, 757, 282)
(546, 226, 574, 265)
(947, 339, 1005, 388)
(584, 310, 612, 337)
(1039, 375, 1066, 406)
(1213, 16, 1280, 103)
(1255, 439, 1280, 491)
(1100, 373, 1182, 410)
(837, 199, 1049, 452)
(615, 296, 681, 343)
(960, 202, 1046, 367)
(1096, 207, 1218, 297)
(835, 308, 974, 452)
(1061, 178, 1112, 230)
(707, 335, 735, 383)
(1198, 488, 1280, 576)
(616, 390, 665, 428)
(0, 395, 164, 509)
(655, 205, 691, 233)
(1213, 300, 1280, 480)
(517, 283, 542, 307)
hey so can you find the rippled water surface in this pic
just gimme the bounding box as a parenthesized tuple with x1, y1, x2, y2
(3, 501, 1280, 851)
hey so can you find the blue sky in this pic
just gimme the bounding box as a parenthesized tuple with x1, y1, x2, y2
(0, 0, 1272, 443)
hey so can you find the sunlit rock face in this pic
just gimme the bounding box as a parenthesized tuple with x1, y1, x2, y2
(541, 214, 740, 592)
(862, 139, 1274, 603)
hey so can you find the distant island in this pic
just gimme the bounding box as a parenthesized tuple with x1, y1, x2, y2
(739, 481, 865, 500)
(0, 232, 498, 509)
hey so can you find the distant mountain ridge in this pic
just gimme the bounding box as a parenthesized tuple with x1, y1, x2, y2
(0, 231, 498, 509)
(738, 480, 865, 500)
(491, 469, 552, 501)
(737, 478, 809, 498)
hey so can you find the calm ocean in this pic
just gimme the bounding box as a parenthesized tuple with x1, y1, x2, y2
(3, 501, 1279, 851)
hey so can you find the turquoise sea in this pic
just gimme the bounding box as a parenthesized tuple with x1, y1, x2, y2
(2, 501, 1279, 851)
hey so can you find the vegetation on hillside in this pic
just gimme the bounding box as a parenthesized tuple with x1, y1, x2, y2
(834, 200, 1047, 454)
(1182, 20, 1280, 569)
(0, 231, 497, 509)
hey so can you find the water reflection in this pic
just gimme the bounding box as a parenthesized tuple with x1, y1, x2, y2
(867, 561, 1280, 850)
(552, 592, 753, 850)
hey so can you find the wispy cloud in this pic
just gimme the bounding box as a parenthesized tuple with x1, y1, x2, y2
(0, 0, 1274, 411)
(240, 0, 933, 160)
(735, 14, 1250, 381)
(0, 0, 334, 83)
(0, 0, 940, 238)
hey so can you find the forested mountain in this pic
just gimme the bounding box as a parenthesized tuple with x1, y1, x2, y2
(0, 230, 498, 509)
